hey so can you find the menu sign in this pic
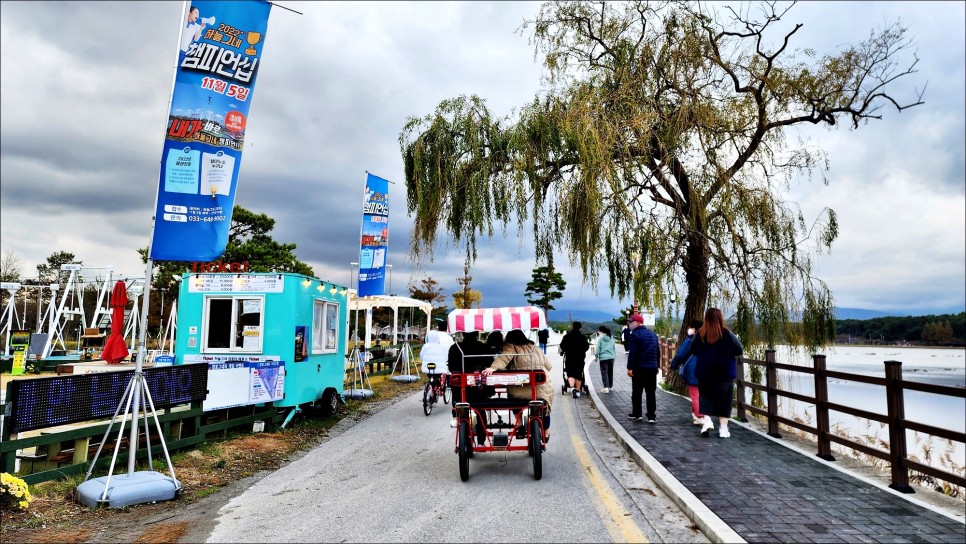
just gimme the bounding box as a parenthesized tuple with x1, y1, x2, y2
(187, 273, 284, 293)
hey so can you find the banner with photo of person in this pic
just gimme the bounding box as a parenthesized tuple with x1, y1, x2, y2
(150, 0, 272, 262)
(357, 173, 390, 297)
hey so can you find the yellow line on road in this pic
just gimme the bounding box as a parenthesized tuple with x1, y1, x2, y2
(563, 400, 648, 543)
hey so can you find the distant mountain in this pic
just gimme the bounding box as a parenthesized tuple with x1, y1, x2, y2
(833, 307, 910, 320)
(548, 309, 620, 323)
(548, 306, 927, 323)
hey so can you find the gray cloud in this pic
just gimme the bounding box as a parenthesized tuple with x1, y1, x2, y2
(1, 1, 963, 319)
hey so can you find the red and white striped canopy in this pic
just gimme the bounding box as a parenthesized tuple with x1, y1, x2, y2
(447, 306, 547, 333)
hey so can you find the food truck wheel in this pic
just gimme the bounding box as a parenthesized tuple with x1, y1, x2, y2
(320, 389, 340, 416)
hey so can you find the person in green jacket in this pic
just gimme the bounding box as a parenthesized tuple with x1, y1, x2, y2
(594, 326, 617, 393)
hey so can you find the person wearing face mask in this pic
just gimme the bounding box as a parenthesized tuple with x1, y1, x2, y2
(670, 319, 705, 426)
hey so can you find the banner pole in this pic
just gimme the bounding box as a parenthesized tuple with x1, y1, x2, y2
(128, 0, 194, 474)
(124, 1, 190, 479)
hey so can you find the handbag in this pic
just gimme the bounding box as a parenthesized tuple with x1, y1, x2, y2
(678, 356, 693, 377)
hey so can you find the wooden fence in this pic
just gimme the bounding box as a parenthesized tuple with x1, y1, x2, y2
(2, 400, 284, 485)
(2, 344, 425, 486)
(734, 351, 965, 493)
(657, 337, 965, 493)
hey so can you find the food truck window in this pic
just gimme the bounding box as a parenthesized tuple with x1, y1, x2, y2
(312, 300, 340, 354)
(203, 296, 264, 353)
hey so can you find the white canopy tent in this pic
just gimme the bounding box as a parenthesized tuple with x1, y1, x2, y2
(347, 291, 433, 351)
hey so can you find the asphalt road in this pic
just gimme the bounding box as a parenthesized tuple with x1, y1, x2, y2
(205, 353, 708, 543)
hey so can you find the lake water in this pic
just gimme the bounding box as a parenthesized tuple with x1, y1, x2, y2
(739, 345, 965, 473)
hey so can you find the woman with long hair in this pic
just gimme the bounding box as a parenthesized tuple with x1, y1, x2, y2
(686, 308, 743, 438)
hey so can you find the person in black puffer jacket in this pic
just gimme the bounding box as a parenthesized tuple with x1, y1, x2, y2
(560, 322, 589, 397)
(682, 308, 743, 439)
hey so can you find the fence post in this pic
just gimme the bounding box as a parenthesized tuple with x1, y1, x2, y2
(813, 354, 835, 461)
(765, 350, 781, 438)
(735, 356, 747, 422)
(658, 337, 669, 376)
(885, 360, 913, 493)
(1, 382, 17, 473)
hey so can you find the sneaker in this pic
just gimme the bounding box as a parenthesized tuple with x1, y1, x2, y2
(719, 428, 731, 439)
(450, 418, 457, 428)
(572, 389, 580, 398)
(700, 416, 714, 437)
(647, 418, 656, 424)
(692, 415, 703, 425)
(602, 387, 610, 393)
(627, 414, 643, 421)
(575, 391, 582, 398)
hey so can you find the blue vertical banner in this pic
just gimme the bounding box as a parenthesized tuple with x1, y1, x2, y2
(357, 173, 390, 297)
(150, 0, 272, 261)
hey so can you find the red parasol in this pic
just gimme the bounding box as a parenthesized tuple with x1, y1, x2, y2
(101, 281, 130, 364)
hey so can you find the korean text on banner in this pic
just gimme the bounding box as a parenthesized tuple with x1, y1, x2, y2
(150, 1, 272, 262)
(357, 173, 390, 297)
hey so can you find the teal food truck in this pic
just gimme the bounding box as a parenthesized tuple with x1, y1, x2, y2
(174, 272, 347, 421)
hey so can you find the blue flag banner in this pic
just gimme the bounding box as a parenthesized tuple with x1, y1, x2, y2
(150, 0, 272, 261)
(358, 173, 390, 297)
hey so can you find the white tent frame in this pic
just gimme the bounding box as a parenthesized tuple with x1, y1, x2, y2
(38, 264, 116, 358)
(347, 292, 433, 352)
(1, 282, 22, 356)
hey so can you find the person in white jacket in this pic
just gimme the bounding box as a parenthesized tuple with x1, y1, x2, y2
(420, 329, 451, 377)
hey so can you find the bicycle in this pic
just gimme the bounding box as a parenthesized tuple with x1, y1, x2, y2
(422, 363, 451, 416)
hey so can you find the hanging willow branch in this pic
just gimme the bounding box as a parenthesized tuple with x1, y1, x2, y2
(400, 0, 923, 354)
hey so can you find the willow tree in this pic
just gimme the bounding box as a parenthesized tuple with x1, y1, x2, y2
(400, 1, 923, 353)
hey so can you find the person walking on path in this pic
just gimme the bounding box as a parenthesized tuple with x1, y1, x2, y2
(669, 319, 704, 425)
(594, 326, 616, 393)
(620, 324, 631, 352)
(560, 321, 590, 398)
(681, 308, 743, 438)
(625, 314, 660, 422)
(537, 328, 549, 354)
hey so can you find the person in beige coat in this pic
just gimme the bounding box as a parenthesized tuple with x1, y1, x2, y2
(482, 329, 554, 412)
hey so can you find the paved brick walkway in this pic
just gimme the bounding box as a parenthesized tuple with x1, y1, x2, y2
(582, 361, 965, 543)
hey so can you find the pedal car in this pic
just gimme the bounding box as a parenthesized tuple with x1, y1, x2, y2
(447, 306, 551, 481)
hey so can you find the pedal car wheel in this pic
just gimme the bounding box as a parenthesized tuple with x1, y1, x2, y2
(458, 420, 470, 482)
(423, 383, 433, 416)
(443, 383, 452, 405)
(529, 418, 543, 480)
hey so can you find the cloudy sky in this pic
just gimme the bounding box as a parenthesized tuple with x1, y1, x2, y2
(1, 1, 963, 318)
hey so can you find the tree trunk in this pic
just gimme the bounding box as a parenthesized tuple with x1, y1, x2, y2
(681, 232, 710, 341)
